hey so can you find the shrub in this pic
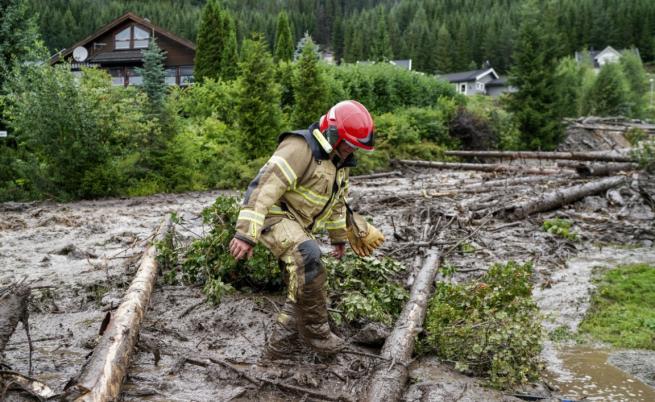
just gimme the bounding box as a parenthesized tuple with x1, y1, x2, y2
(421, 261, 543, 389)
(542, 218, 578, 241)
(325, 254, 408, 326)
(159, 195, 408, 326)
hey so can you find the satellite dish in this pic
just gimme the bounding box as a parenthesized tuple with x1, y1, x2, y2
(73, 46, 88, 62)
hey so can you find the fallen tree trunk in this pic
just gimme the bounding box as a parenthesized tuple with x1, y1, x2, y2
(555, 161, 639, 177)
(63, 216, 173, 402)
(395, 159, 564, 175)
(351, 170, 402, 180)
(502, 176, 627, 220)
(364, 249, 440, 402)
(0, 283, 30, 353)
(444, 149, 634, 163)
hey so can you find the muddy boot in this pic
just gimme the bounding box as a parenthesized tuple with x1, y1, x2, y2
(264, 301, 300, 360)
(297, 268, 345, 355)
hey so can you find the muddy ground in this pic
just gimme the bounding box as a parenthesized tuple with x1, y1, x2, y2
(1, 164, 654, 401)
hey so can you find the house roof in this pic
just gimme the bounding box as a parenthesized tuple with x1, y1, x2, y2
(439, 68, 499, 83)
(390, 59, 412, 71)
(50, 12, 195, 64)
(486, 76, 509, 87)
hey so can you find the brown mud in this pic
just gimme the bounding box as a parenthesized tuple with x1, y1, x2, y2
(1, 164, 654, 401)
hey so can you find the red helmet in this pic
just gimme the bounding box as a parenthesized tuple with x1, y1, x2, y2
(319, 100, 375, 151)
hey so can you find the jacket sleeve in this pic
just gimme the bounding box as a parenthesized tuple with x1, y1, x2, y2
(234, 136, 312, 245)
(325, 170, 349, 245)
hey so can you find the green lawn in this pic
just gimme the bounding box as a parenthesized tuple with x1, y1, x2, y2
(579, 264, 655, 349)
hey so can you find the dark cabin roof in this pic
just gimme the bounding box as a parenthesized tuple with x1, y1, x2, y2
(50, 12, 195, 64)
(439, 68, 499, 83)
(486, 76, 509, 87)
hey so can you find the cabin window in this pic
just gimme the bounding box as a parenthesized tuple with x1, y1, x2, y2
(115, 27, 131, 50)
(108, 67, 125, 86)
(133, 26, 150, 49)
(179, 65, 194, 86)
(127, 68, 143, 86)
(460, 83, 467, 94)
(165, 67, 177, 85)
(115, 25, 151, 50)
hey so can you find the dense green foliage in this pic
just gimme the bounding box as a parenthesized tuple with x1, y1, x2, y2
(194, 0, 238, 82)
(582, 63, 632, 117)
(3, 66, 154, 199)
(236, 35, 283, 160)
(579, 264, 655, 349)
(159, 196, 408, 326)
(506, 1, 564, 150)
(325, 255, 408, 326)
(28, 0, 655, 74)
(421, 261, 543, 389)
(291, 36, 328, 128)
(274, 11, 294, 62)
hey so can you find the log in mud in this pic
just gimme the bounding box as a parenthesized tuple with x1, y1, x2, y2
(444, 149, 634, 163)
(0, 283, 30, 353)
(502, 176, 627, 220)
(63, 216, 173, 401)
(364, 249, 440, 402)
(395, 159, 565, 175)
(555, 161, 639, 177)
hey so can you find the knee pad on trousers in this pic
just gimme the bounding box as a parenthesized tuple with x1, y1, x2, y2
(296, 240, 324, 284)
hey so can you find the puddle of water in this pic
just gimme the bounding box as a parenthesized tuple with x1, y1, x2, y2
(544, 346, 655, 402)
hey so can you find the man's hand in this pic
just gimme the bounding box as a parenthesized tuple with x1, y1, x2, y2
(229, 237, 254, 260)
(331, 243, 346, 260)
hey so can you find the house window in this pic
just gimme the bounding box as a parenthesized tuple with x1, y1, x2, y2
(179, 65, 194, 86)
(165, 67, 177, 85)
(134, 26, 150, 49)
(108, 67, 125, 86)
(115, 27, 131, 50)
(115, 25, 150, 50)
(460, 83, 467, 94)
(127, 68, 143, 86)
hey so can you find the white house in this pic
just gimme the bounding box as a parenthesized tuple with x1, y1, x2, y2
(439, 67, 514, 97)
(574, 46, 641, 71)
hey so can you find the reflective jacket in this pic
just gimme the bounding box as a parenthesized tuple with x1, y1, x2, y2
(234, 124, 354, 247)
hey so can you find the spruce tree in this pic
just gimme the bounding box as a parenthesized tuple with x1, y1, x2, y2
(585, 63, 632, 117)
(435, 23, 453, 73)
(507, 1, 564, 150)
(137, 40, 167, 115)
(371, 10, 393, 61)
(221, 13, 238, 80)
(406, 7, 430, 72)
(294, 32, 320, 61)
(331, 19, 345, 64)
(291, 36, 328, 128)
(620, 50, 648, 118)
(236, 35, 283, 159)
(554, 57, 583, 118)
(194, 0, 224, 82)
(274, 11, 294, 62)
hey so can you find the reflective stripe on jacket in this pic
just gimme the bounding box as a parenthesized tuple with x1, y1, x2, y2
(234, 126, 353, 246)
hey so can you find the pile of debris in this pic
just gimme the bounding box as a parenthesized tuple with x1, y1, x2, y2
(1, 146, 654, 401)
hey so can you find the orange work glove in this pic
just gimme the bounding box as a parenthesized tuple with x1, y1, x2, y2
(346, 212, 385, 257)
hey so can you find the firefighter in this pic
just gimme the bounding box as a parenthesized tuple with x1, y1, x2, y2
(229, 100, 385, 358)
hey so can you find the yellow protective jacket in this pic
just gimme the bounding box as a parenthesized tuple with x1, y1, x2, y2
(234, 124, 354, 247)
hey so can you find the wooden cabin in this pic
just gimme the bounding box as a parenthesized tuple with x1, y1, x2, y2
(50, 12, 195, 86)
